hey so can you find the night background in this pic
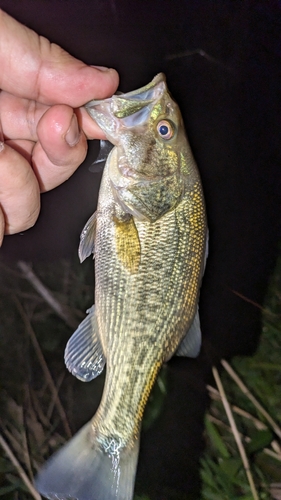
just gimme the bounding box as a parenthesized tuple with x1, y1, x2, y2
(0, 1, 281, 499)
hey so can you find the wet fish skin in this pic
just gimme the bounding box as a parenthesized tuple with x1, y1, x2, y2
(35, 73, 207, 500)
(93, 151, 206, 446)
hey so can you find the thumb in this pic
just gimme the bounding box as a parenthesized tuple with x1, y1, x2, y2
(0, 9, 119, 107)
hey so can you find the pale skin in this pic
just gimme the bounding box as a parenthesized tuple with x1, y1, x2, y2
(0, 9, 119, 245)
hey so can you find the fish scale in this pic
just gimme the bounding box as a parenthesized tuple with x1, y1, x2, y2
(92, 159, 206, 450)
(35, 73, 207, 500)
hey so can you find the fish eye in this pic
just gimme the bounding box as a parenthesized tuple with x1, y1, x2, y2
(156, 120, 174, 140)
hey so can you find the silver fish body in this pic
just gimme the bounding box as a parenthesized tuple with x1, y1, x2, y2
(36, 73, 208, 500)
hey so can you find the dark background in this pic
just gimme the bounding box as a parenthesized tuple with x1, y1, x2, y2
(0, 1, 281, 498)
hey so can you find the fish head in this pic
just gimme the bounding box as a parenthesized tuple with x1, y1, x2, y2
(86, 74, 193, 222)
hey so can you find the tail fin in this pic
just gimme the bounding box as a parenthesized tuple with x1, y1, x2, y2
(35, 422, 139, 500)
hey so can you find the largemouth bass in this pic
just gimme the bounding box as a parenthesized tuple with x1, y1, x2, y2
(36, 73, 208, 500)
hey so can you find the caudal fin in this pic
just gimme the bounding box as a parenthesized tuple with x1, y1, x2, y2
(35, 422, 139, 500)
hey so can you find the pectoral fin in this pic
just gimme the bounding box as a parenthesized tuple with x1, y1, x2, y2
(176, 309, 202, 358)
(114, 216, 141, 273)
(78, 211, 97, 263)
(64, 305, 105, 381)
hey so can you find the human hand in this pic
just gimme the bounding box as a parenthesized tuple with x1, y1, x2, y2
(0, 9, 119, 245)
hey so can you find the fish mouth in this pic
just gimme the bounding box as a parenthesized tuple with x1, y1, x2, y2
(85, 73, 167, 144)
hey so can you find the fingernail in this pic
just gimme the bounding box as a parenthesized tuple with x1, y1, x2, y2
(65, 114, 80, 147)
(0, 142, 4, 153)
(91, 65, 111, 72)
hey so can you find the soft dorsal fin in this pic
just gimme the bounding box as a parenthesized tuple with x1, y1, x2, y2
(64, 305, 105, 381)
(176, 230, 208, 359)
(176, 309, 202, 358)
(78, 212, 97, 263)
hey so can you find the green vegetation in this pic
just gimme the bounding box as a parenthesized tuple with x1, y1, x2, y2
(0, 252, 280, 499)
(201, 253, 281, 499)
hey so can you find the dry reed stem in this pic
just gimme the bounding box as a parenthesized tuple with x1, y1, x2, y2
(221, 359, 281, 440)
(14, 296, 72, 439)
(1, 426, 28, 466)
(212, 366, 259, 500)
(230, 289, 265, 311)
(0, 432, 42, 500)
(30, 389, 52, 429)
(208, 384, 281, 458)
(17, 261, 78, 329)
(21, 412, 34, 481)
(264, 449, 281, 462)
(47, 372, 66, 421)
(208, 383, 281, 457)
(165, 49, 233, 73)
(207, 414, 281, 462)
(270, 482, 281, 500)
(208, 384, 268, 430)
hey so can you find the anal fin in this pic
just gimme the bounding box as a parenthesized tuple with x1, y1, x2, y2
(64, 305, 105, 381)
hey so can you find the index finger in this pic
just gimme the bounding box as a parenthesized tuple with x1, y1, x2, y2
(0, 9, 119, 106)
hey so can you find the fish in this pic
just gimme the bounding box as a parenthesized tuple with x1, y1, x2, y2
(35, 73, 208, 500)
